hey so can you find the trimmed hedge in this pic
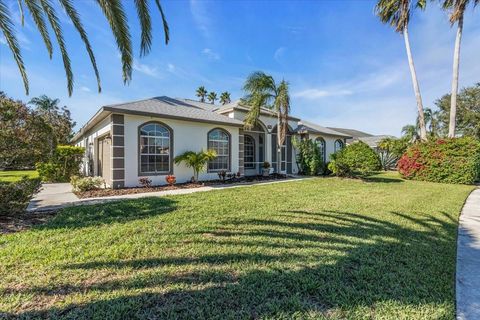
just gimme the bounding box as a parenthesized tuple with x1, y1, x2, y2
(398, 137, 480, 184)
(0, 176, 41, 215)
(36, 145, 84, 182)
(328, 141, 381, 177)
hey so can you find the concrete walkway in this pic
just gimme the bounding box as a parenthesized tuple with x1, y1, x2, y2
(457, 188, 480, 320)
(27, 177, 311, 212)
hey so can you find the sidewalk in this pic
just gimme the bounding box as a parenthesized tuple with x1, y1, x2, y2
(456, 188, 480, 320)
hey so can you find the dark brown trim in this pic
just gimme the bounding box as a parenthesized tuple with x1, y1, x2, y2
(110, 114, 125, 189)
(111, 180, 124, 189)
(137, 120, 174, 176)
(112, 124, 124, 135)
(207, 127, 232, 173)
(103, 106, 243, 127)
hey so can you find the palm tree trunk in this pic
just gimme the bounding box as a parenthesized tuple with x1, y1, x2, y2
(448, 15, 463, 138)
(403, 25, 427, 141)
(277, 113, 281, 174)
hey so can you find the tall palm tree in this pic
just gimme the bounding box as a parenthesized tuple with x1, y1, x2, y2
(375, 0, 428, 141)
(0, 0, 169, 96)
(28, 95, 60, 113)
(196, 86, 207, 102)
(442, 0, 479, 137)
(242, 71, 291, 172)
(207, 91, 218, 104)
(219, 91, 231, 105)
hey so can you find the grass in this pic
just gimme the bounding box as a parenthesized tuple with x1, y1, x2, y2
(0, 172, 474, 319)
(0, 170, 38, 183)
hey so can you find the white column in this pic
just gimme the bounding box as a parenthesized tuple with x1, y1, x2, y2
(266, 133, 272, 164)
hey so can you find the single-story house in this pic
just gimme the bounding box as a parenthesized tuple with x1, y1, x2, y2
(72, 97, 351, 188)
(327, 127, 395, 150)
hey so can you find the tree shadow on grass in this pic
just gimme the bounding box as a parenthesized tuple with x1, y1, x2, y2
(5, 209, 460, 319)
(35, 197, 177, 230)
(361, 175, 405, 183)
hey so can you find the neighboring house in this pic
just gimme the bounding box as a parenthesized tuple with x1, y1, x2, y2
(327, 127, 395, 151)
(72, 97, 350, 188)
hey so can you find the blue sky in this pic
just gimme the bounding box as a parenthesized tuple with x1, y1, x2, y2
(1, 0, 479, 136)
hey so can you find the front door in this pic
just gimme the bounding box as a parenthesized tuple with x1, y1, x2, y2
(97, 136, 111, 183)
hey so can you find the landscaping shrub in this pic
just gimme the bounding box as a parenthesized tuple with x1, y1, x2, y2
(377, 137, 410, 170)
(292, 138, 323, 175)
(0, 176, 41, 215)
(36, 145, 84, 182)
(71, 176, 104, 192)
(328, 141, 381, 177)
(398, 137, 480, 184)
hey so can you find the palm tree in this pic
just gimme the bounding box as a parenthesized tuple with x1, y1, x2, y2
(174, 150, 217, 183)
(196, 86, 207, 102)
(442, 0, 479, 137)
(28, 95, 60, 113)
(401, 124, 419, 142)
(219, 91, 231, 105)
(207, 92, 218, 104)
(0, 0, 169, 96)
(375, 0, 428, 141)
(242, 71, 291, 171)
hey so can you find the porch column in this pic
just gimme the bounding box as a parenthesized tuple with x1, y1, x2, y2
(238, 128, 244, 176)
(111, 114, 125, 189)
(266, 132, 273, 165)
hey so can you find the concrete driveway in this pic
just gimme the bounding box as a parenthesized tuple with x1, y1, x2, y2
(27, 183, 79, 212)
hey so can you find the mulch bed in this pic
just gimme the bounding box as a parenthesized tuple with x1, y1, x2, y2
(0, 211, 56, 234)
(75, 183, 204, 199)
(75, 175, 289, 199)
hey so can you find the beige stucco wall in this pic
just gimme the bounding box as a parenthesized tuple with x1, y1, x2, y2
(308, 133, 346, 163)
(123, 114, 240, 187)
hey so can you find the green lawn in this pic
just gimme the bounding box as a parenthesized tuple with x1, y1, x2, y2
(0, 173, 473, 319)
(0, 170, 38, 183)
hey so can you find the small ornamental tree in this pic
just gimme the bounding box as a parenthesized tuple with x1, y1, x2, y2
(398, 137, 480, 184)
(328, 141, 381, 177)
(174, 150, 217, 182)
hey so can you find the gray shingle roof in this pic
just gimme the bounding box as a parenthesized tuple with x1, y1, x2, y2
(356, 135, 396, 147)
(326, 127, 373, 138)
(103, 96, 243, 126)
(296, 121, 352, 137)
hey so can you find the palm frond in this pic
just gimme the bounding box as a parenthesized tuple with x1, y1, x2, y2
(96, 0, 132, 83)
(17, 0, 24, 25)
(58, 0, 101, 93)
(134, 0, 152, 56)
(0, 0, 29, 94)
(39, 0, 74, 96)
(154, 0, 169, 45)
(23, 0, 53, 58)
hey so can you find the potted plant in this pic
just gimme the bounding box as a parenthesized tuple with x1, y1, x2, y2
(165, 175, 176, 185)
(262, 161, 271, 177)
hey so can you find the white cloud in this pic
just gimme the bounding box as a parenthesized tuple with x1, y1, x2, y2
(133, 60, 160, 78)
(202, 48, 220, 60)
(167, 63, 175, 73)
(190, 0, 212, 38)
(273, 47, 286, 63)
(294, 89, 353, 99)
(80, 86, 91, 92)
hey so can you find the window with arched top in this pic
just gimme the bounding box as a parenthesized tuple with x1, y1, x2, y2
(315, 137, 326, 163)
(334, 139, 344, 152)
(244, 135, 255, 169)
(208, 128, 230, 171)
(139, 122, 172, 174)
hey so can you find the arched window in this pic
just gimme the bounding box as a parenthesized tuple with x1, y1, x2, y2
(334, 139, 344, 152)
(244, 135, 255, 169)
(208, 128, 230, 171)
(315, 137, 326, 163)
(139, 122, 172, 174)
